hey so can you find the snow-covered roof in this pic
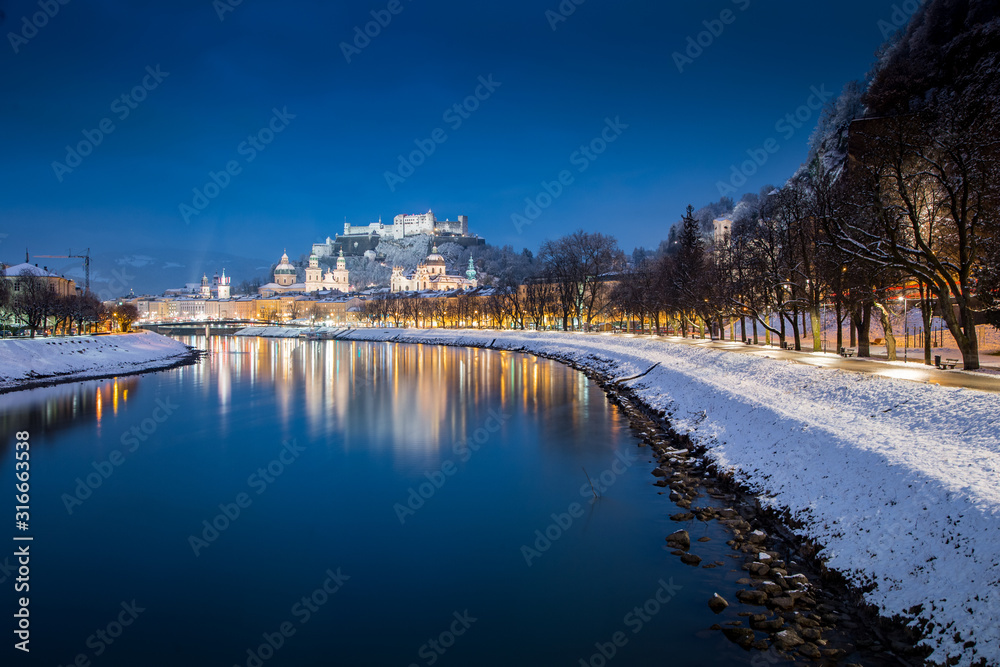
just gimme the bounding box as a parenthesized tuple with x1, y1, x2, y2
(2, 263, 66, 278)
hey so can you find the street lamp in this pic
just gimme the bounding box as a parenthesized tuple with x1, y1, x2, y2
(897, 294, 909, 363)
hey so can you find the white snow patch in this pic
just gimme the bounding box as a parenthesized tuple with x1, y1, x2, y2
(0, 331, 193, 392)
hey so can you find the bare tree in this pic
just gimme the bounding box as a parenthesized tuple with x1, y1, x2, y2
(523, 278, 555, 330)
(539, 231, 625, 330)
(831, 110, 998, 368)
(10, 270, 58, 338)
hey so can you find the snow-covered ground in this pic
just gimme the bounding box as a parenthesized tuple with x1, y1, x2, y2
(280, 327, 997, 666)
(0, 331, 194, 393)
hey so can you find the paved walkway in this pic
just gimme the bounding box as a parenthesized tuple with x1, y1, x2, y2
(652, 336, 1000, 393)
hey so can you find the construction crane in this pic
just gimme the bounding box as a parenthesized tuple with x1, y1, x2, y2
(34, 248, 91, 294)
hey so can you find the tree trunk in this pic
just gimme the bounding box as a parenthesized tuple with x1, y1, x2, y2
(836, 302, 843, 353)
(873, 301, 897, 362)
(936, 290, 981, 370)
(810, 306, 821, 352)
(790, 307, 801, 351)
(853, 304, 872, 357)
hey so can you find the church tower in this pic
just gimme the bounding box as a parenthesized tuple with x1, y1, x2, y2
(332, 249, 350, 292)
(217, 269, 231, 299)
(200, 274, 211, 298)
(305, 254, 322, 292)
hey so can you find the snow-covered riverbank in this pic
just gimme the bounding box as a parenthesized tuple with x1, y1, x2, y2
(263, 326, 997, 665)
(0, 331, 196, 394)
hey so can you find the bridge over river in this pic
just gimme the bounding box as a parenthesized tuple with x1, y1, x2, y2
(135, 320, 261, 336)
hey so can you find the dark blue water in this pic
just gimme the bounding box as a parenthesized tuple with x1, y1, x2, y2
(1, 336, 762, 666)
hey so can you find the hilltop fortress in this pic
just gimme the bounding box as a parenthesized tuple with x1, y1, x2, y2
(313, 209, 484, 258)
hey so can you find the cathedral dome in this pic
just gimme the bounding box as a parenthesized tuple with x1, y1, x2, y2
(274, 252, 296, 275)
(425, 246, 446, 265)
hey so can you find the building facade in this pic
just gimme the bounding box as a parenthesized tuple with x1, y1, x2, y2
(341, 210, 470, 241)
(391, 248, 478, 293)
(304, 251, 350, 293)
(2, 263, 78, 297)
(259, 250, 350, 297)
(713, 217, 732, 246)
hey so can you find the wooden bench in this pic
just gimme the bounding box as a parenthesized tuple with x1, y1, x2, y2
(937, 358, 959, 370)
(840, 348, 856, 358)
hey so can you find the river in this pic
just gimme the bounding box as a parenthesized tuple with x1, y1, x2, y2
(1, 335, 789, 666)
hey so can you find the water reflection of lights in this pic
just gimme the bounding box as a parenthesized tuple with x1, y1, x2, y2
(161, 336, 612, 465)
(0, 376, 133, 440)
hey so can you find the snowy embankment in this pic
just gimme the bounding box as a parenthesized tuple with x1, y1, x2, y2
(290, 327, 996, 665)
(0, 331, 195, 393)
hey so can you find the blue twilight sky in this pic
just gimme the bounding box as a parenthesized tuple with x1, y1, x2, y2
(1, 0, 899, 265)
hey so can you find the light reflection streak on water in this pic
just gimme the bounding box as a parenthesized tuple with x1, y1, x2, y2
(150, 336, 601, 465)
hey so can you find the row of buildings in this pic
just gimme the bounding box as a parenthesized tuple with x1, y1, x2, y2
(133, 245, 480, 323)
(133, 292, 363, 324)
(260, 243, 479, 296)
